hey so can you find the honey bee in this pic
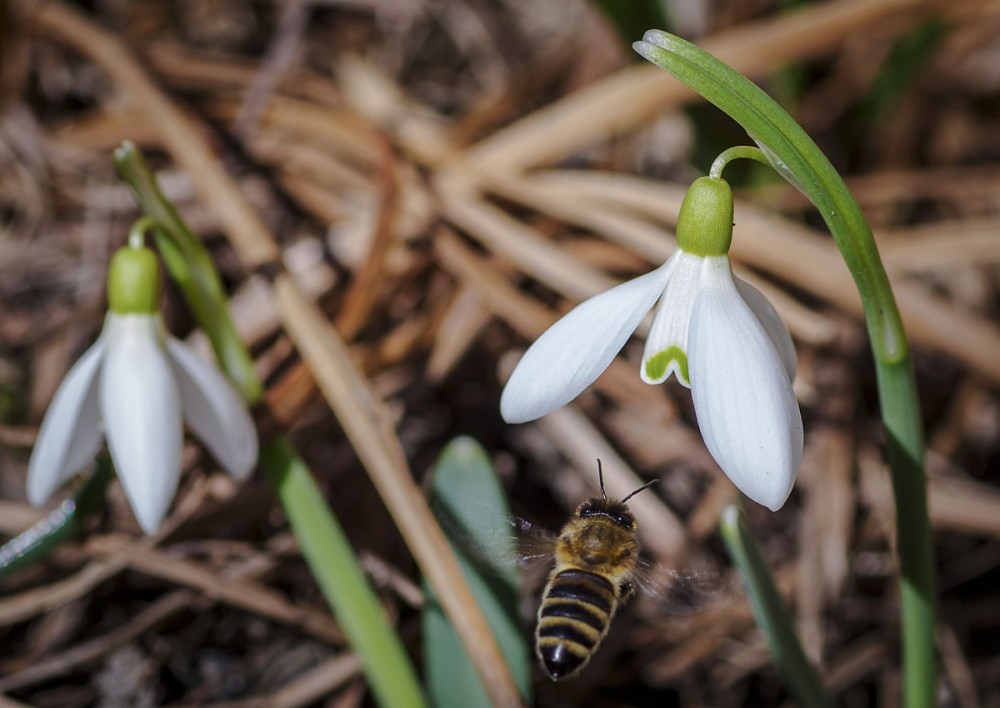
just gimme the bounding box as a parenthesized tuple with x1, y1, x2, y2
(535, 463, 658, 681)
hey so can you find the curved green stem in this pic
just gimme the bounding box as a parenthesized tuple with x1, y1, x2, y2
(636, 31, 933, 707)
(127, 215, 161, 250)
(709, 145, 773, 180)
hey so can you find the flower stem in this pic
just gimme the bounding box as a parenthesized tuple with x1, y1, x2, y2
(113, 143, 428, 708)
(708, 145, 773, 180)
(637, 31, 934, 707)
(127, 216, 161, 250)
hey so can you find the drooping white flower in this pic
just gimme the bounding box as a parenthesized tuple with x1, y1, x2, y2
(27, 243, 258, 533)
(500, 177, 802, 511)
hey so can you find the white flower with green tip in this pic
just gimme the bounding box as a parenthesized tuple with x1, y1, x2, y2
(27, 243, 258, 533)
(500, 176, 803, 511)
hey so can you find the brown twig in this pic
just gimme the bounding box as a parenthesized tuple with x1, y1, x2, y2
(179, 654, 363, 708)
(86, 535, 345, 644)
(233, 0, 310, 139)
(335, 133, 400, 338)
(0, 590, 193, 692)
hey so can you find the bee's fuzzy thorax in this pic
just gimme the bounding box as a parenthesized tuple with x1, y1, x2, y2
(553, 512, 640, 585)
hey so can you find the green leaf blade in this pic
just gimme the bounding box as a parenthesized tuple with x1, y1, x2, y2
(720, 506, 835, 708)
(424, 437, 532, 707)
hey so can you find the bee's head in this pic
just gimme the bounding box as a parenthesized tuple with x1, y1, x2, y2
(576, 497, 635, 530)
(575, 459, 658, 530)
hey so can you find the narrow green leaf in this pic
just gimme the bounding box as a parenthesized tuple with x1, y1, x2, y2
(424, 437, 531, 707)
(0, 455, 113, 577)
(720, 506, 835, 708)
(264, 439, 428, 708)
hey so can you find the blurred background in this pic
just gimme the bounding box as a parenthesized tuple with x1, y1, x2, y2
(1, 0, 1000, 705)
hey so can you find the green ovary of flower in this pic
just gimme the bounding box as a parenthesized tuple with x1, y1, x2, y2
(107, 245, 161, 315)
(644, 345, 688, 384)
(675, 176, 734, 257)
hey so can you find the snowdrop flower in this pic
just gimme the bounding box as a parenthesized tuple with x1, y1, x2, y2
(501, 177, 802, 510)
(27, 242, 258, 533)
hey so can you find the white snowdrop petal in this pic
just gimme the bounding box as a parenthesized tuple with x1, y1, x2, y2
(500, 261, 674, 424)
(734, 277, 797, 381)
(26, 336, 106, 506)
(166, 337, 258, 481)
(641, 250, 701, 386)
(100, 315, 183, 534)
(689, 259, 803, 511)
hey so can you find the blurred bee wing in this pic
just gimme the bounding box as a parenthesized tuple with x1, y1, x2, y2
(509, 516, 557, 570)
(430, 496, 553, 574)
(633, 560, 732, 615)
(454, 520, 555, 575)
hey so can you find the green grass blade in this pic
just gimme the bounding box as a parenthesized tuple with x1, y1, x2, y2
(0, 455, 113, 577)
(720, 506, 835, 708)
(264, 439, 428, 708)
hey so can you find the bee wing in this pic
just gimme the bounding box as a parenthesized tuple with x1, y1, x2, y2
(509, 516, 557, 571)
(431, 496, 555, 575)
(453, 514, 557, 574)
(431, 497, 512, 571)
(632, 559, 728, 615)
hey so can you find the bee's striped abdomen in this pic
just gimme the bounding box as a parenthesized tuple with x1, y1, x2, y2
(536, 568, 619, 680)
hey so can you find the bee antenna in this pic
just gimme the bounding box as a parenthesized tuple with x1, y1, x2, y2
(621, 478, 659, 504)
(597, 459, 607, 502)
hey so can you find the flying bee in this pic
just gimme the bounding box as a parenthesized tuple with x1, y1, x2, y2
(534, 462, 658, 681)
(430, 461, 716, 681)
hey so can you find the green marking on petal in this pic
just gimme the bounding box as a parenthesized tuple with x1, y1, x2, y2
(645, 345, 689, 384)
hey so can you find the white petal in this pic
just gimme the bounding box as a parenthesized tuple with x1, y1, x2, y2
(500, 260, 673, 424)
(734, 277, 797, 381)
(641, 250, 701, 386)
(166, 337, 258, 481)
(100, 315, 183, 534)
(26, 335, 106, 505)
(688, 259, 803, 511)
